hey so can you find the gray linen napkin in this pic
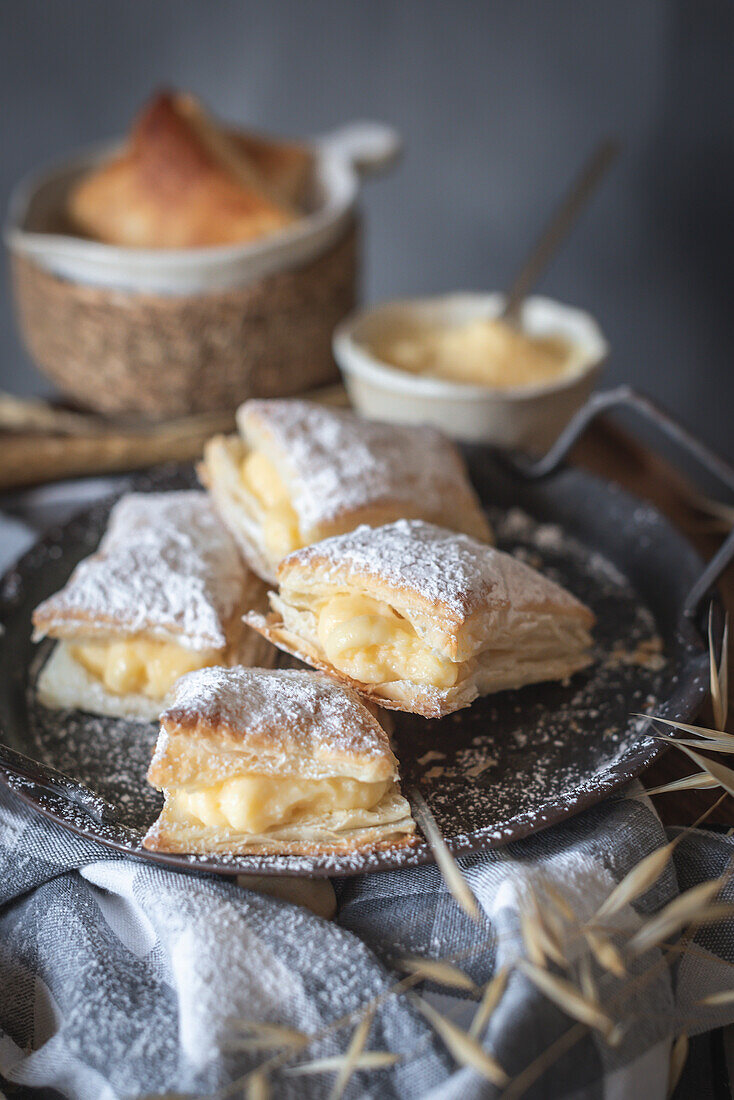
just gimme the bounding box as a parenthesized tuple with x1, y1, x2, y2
(2, 783, 734, 1099)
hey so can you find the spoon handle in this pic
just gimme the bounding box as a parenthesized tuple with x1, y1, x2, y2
(0, 741, 119, 825)
(500, 138, 620, 324)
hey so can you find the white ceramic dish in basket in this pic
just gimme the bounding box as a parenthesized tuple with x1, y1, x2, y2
(5, 120, 401, 294)
(333, 293, 608, 451)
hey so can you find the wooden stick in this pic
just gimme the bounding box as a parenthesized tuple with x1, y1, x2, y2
(0, 385, 348, 491)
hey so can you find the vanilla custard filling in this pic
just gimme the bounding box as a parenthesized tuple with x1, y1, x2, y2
(70, 637, 220, 700)
(170, 774, 391, 833)
(374, 318, 575, 390)
(240, 450, 303, 558)
(316, 593, 458, 689)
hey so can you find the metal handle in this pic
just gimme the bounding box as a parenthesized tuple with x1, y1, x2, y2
(499, 385, 734, 617)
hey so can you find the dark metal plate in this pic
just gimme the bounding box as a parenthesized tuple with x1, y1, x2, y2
(0, 459, 709, 877)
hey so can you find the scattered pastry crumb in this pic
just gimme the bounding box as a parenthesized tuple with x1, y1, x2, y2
(606, 636, 666, 671)
(417, 750, 446, 766)
(465, 758, 497, 779)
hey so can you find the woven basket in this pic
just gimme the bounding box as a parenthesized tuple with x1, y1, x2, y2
(12, 220, 358, 419)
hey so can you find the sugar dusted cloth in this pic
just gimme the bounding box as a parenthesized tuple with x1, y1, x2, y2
(2, 784, 734, 1099)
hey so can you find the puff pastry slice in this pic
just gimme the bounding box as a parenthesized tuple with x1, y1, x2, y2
(200, 398, 493, 582)
(142, 666, 416, 856)
(32, 491, 274, 720)
(244, 519, 595, 718)
(67, 91, 303, 248)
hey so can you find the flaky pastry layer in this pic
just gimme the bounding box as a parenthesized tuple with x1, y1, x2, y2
(199, 435, 280, 582)
(143, 788, 416, 857)
(242, 520, 595, 717)
(67, 91, 301, 249)
(200, 399, 493, 583)
(32, 491, 276, 718)
(143, 666, 415, 856)
(243, 608, 591, 718)
(35, 622, 277, 722)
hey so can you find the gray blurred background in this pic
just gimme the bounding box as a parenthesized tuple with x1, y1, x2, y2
(2, 0, 733, 459)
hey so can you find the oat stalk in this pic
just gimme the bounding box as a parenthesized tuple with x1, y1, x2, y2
(246, 1071, 270, 1100)
(520, 905, 547, 968)
(577, 953, 598, 1004)
(595, 840, 676, 919)
(698, 989, 734, 1007)
(525, 886, 567, 967)
(628, 880, 725, 956)
(709, 608, 729, 731)
(287, 1051, 399, 1076)
(329, 1007, 375, 1100)
(667, 1033, 688, 1099)
(646, 773, 720, 796)
(517, 959, 616, 1040)
(469, 965, 510, 1039)
(416, 997, 508, 1085)
(654, 735, 734, 753)
(544, 883, 577, 923)
(635, 715, 734, 742)
(675, 746, 734, 799)
(226, 1020, 309, 1049)
(691, 495, 734, 532)
(398, 957, 477, 993)
(410, 787, 480, 921)
(583, 929, 626, 978)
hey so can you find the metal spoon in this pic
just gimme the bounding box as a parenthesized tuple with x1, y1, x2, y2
(500, 138, 620, 326)
(0, 741, 120, 826)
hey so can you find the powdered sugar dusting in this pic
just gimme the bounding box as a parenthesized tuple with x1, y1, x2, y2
(240, 400, 477, 533)
(2, 465, 708, 877)
(163, 666, 392, 764)
(286, 518, 590, 620)
(33, 492, 246, 649)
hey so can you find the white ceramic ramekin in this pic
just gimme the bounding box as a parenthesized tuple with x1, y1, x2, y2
(5, 120, 401, 294)
(333, 293, 608, 450)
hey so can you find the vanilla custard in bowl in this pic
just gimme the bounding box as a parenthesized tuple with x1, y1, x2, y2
(333, 293, 608, 448)
(371, 314, 579, 391)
